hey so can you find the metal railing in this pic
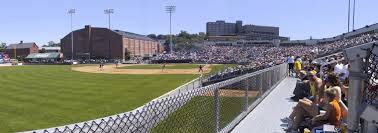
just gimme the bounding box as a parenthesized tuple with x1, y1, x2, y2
(153, 77, 202, 100)
(22, 64, 288, 133)
(343, 41, 378, 133)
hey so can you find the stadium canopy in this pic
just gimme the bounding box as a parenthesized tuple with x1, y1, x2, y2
(26, 53, 60, 59)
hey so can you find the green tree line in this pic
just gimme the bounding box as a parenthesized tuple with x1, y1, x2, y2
(147, 31, 207, 51)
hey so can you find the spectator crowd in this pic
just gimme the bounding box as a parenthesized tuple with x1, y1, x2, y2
(154, 32, 377, 85)
(152, 30, 378, 132)
(154, 32, 378, 68)
(284, 52, 350, 132)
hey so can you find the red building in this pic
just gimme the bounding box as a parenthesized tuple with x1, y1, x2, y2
(61, 25, 162, 60)
(5, 41, 39, 58)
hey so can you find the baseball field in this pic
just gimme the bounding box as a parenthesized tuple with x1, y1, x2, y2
(0, 64, 214, 132)
(0, 63, 247, 132)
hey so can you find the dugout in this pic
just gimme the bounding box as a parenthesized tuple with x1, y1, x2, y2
(25, 52, 61, 63)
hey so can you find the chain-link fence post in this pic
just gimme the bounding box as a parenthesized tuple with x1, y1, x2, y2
(346, 53, 364, 133)
(267, 71, 271, 89)
(199, 77, 202, 88)
(192, 82, 194, 90)
(186, 82, 189, 91)
(244, 78, 249, 111)
(214, 87, 220, 133)
(259, 73, 264, 94)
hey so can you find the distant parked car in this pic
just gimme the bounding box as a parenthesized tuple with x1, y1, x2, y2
(10, 59, 18, 65)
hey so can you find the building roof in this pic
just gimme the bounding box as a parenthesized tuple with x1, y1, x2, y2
(6, 42, 37, 49)
(26, 52, 60, 59)
(113, 30, 154, 41)
(40, 47, 61, 51)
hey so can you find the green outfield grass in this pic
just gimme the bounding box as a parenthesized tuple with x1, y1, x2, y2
(0, 65, 198, 133)
(151, 95, 256, 132)
(117, 64, 201, 69)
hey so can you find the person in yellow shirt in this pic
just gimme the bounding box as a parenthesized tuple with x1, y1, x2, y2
(294, 58, 302, 77)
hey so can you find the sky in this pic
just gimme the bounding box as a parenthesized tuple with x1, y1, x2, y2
(0, 0, 377, 46)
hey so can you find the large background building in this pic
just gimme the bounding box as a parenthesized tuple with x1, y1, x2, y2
(5, 41, 39, 58)
(61, 25, 162, 60)
(206, 20, 289, 41)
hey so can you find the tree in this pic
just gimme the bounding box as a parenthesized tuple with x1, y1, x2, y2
(147, 34, 157, 40)
(45, 41, 60, 47)
(172, 31, 205, 50)
(39, 48, 46, 53)
(178, 31, 190, 39)
(124, 50, 131, 60)
(157, 34, 167, 40)
(0, 43, 6, 52)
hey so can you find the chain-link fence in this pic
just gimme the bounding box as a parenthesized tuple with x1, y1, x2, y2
(24, 64, 288, 133)
(154, 77, 203, 100)
(344, 41, 378, 133)
(362, 43, 378, 106)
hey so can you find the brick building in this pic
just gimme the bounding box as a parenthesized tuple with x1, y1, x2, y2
(61, 25, 162, 60)
(206, 20, 289, 41)
(5, 41, 39, 58)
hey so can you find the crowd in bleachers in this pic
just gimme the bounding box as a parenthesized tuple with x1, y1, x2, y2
(154, 32, 377, 85)
(154, 32, 378, 132)
(317, 32, 378, 56)
(203, 65, 265, 86)
(154, 31, 378, 132)
(283, 53, 350, 133)
(154, 32, 378, 66)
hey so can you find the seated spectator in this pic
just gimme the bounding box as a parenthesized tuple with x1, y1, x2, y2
(291, 71, 310, 101)
(309, 71, 323, 102)
(341, 78, 349, 105)
(310, 89, 342, 132)
(285, 73, 340, 132)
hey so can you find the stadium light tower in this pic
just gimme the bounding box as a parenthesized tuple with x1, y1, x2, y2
(104, 9, 114, 29)
(347, 0, 350, 32)
(68, 9, 75, 64)
(352, 0, 356, 30)
(165, 5, 176, 54)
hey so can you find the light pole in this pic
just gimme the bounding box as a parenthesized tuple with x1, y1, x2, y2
(104, 9, 114, 59)
(352, 0, 356, 30)
(347, 0, 350, 32)
(68, 9, 75, 64)
(165, 5, 176, 54)
(104, 9, 114, 29)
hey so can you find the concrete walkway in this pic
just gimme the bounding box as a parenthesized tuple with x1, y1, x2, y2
(231, 77, 298, 133)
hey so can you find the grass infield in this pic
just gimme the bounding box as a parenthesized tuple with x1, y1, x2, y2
(0, 65, 197, 132)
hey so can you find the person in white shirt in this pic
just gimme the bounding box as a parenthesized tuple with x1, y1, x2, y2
(340, 62, 349, 82)
(333, 62, 344, 75)
(287, 55, 295, 76)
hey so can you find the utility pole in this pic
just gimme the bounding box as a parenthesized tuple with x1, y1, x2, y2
(347, 0, 351, 32)
(352, 0, 356, 30)
(68, 9, 75, 64)
(165, 5, 176, 54)
(104, 9, 114, 59)
(104, 9, 114, 29)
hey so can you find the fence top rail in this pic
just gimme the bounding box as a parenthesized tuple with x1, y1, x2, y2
(344, 41, 378, 61)
(177, 63, 288, 99)
(151, 77, 201, 101)
(316, 52, 343, 61)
